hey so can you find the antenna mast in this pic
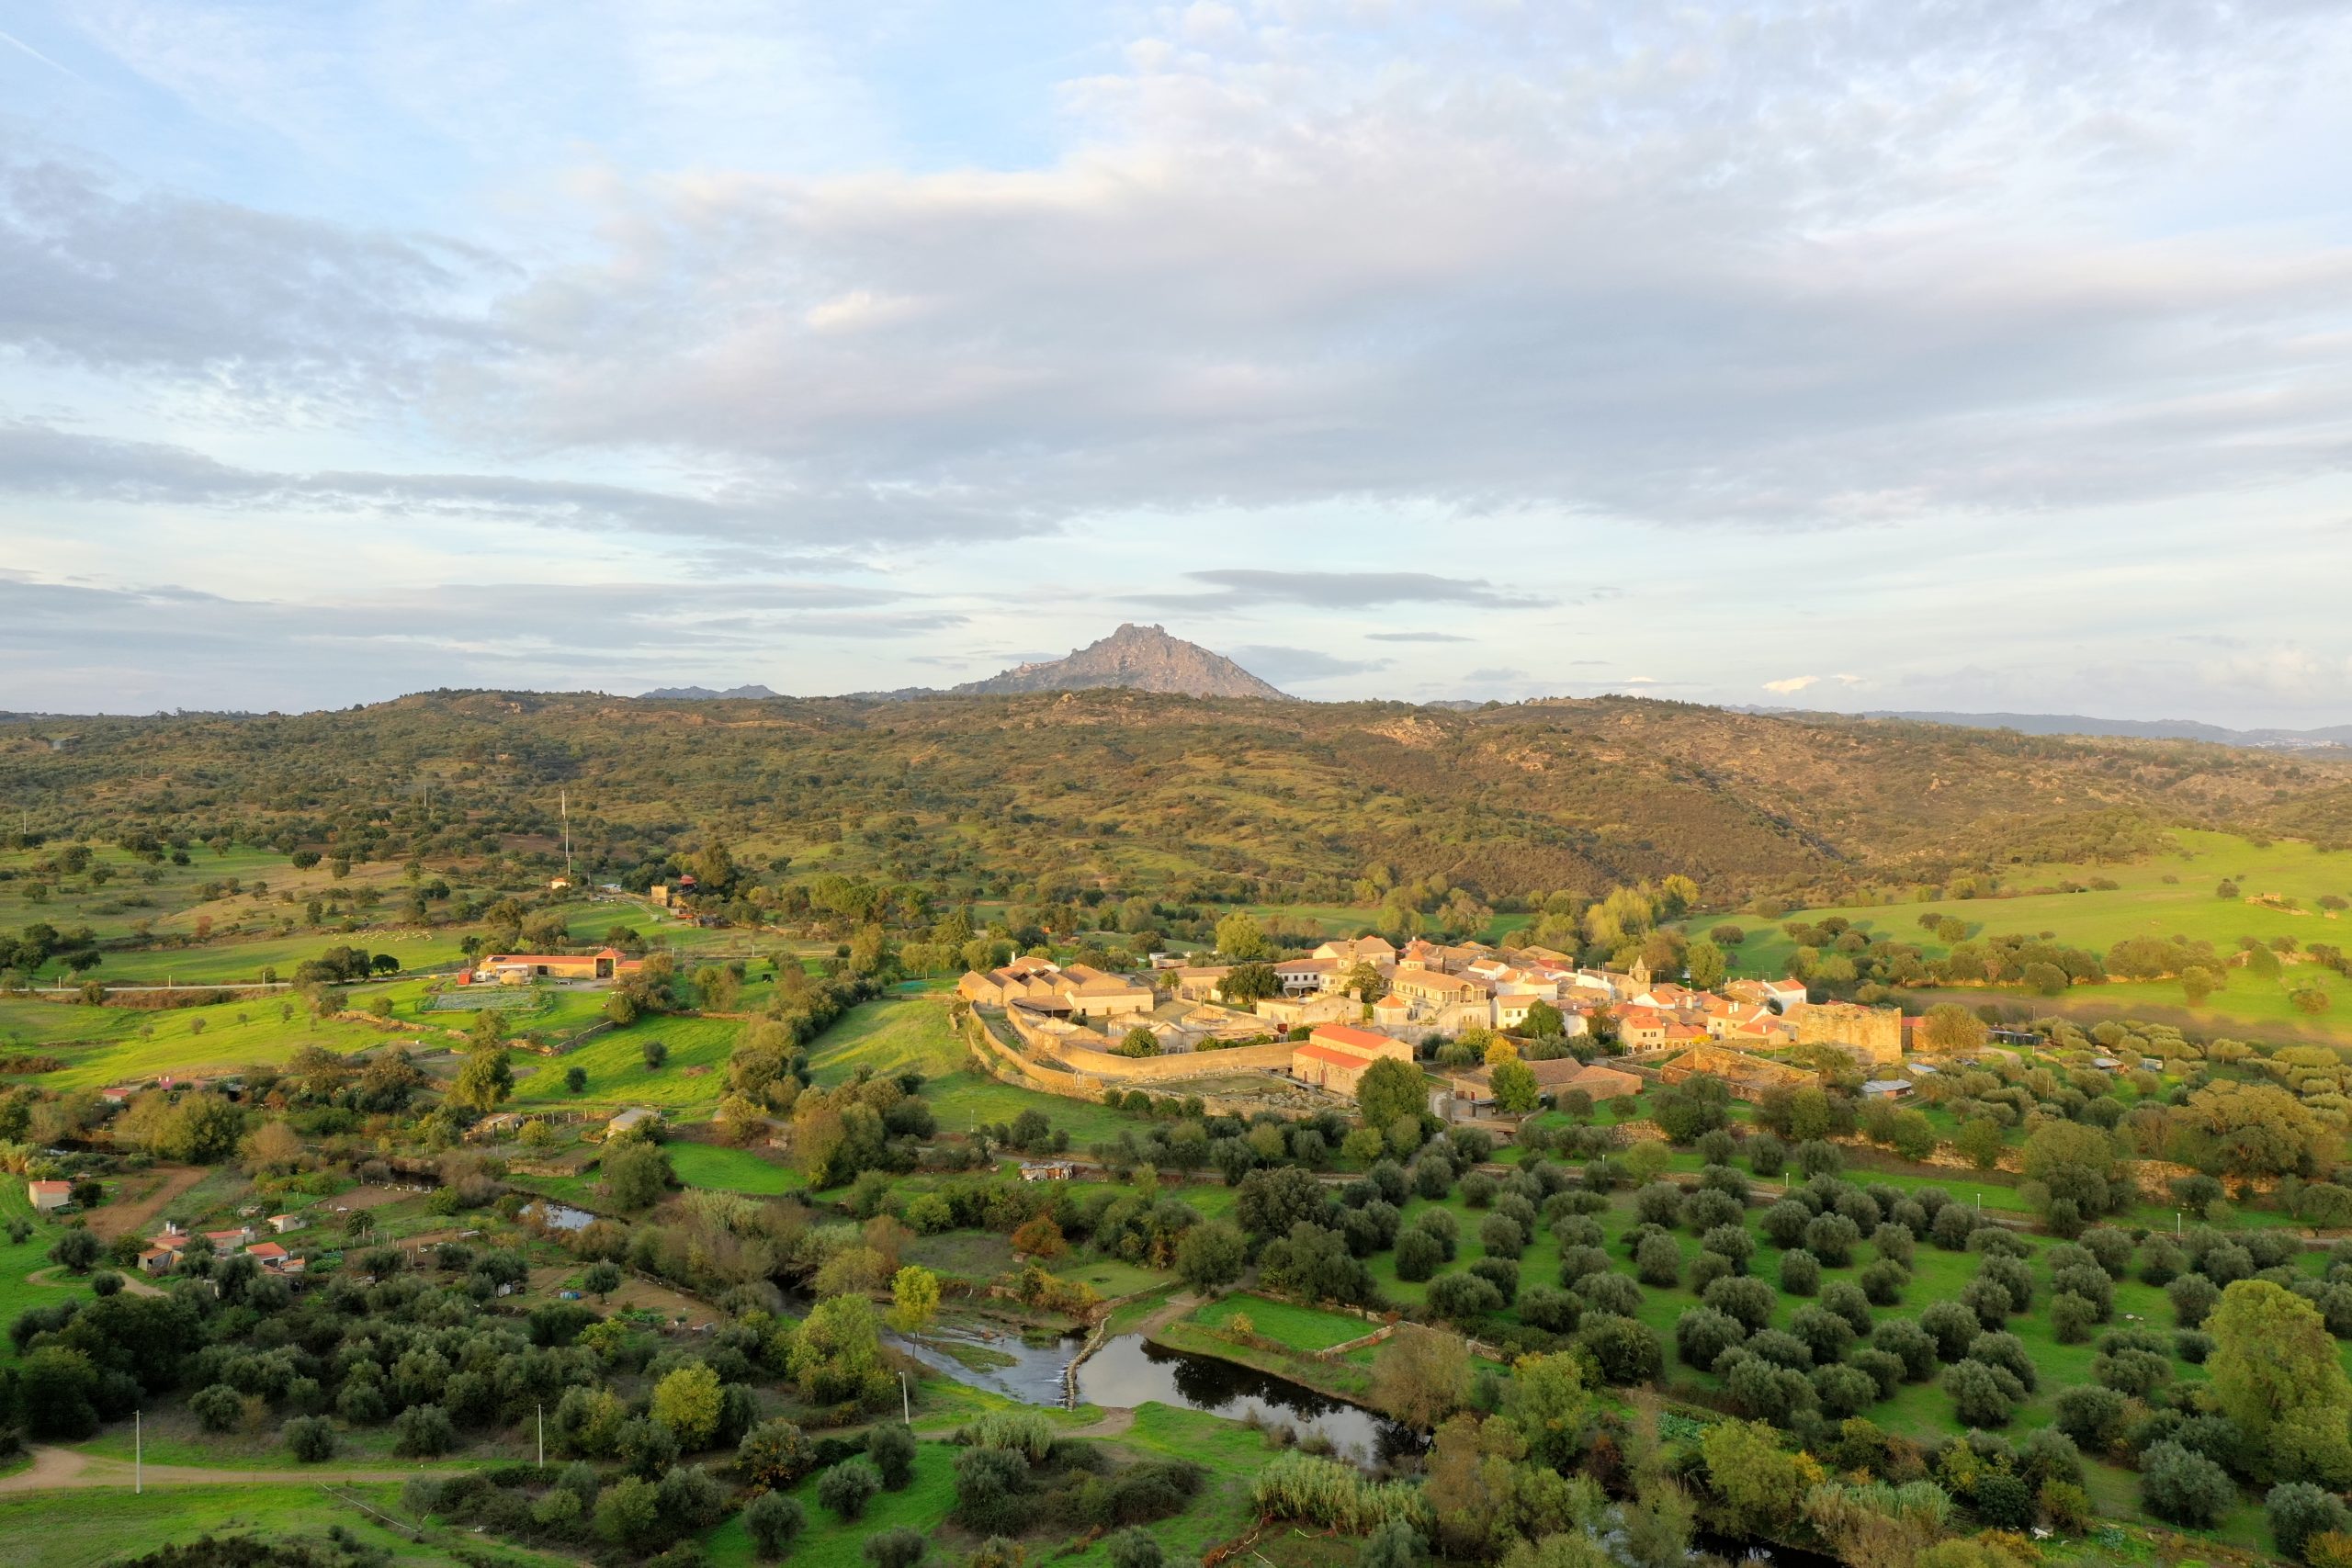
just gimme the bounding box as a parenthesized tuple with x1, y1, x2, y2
(560, 789, 573, 882)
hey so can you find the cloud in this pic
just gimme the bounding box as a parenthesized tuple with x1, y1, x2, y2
(1138, 570, 1542, 611)
(1230, 645, 1389, 683)
(1763, 675, 1819, 694)
(1367, 630, 1474, 643)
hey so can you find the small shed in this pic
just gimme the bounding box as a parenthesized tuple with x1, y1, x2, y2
(27, 1180, 72, 1213)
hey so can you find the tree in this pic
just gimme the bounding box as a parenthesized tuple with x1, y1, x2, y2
(744, 1491, 806, 1562)
(738, 1418, 814, 1490)
(865, 1527, 925, 1568)
(817, 1458, 883, 1520)
(2209, 1280, 2352, 1483)
(283, 1416, 338, 1462)
(2268, 1482, 2352, 1563)
(1175, 1219, 1247, 1293)
(890, 1265, 941, 1337)
(1917, 1004, 1988, 1056)
(48, 1226, 100, 1274)
(1701, 1420, 1822, 1538)
(790, 1296, 892, 1408)
(643, 1039, 670, 1070)
(1216, 912, 1269, 961)
(1490, 1059, 1540, 1115)
(1370, 1325, 1470, 1428)
(243, 1119, 305, 1175)
(1107, 1528, 1166, 1568)
(448, 1041, 514, 1112)
(1522, 998, 1566, 1039)
(2177, 1081, 2333, 1181)
(2141, 1440, 2236, 1529)
(1955, 1117, 2005, 1170)
(652, 1363, 724, 1450)
(867, 1422, 917, 1490)
(1357, 1057, 1428, 1132)
(1685, 939, 1726, 992)
(1503, 1351, 1592, 1472)
(603, 1142, 673, 1209)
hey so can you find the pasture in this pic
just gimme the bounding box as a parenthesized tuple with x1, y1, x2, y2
(1679, 829, 2352, 1040)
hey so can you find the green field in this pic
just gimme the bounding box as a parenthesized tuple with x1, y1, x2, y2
(667, 1140, 805, 1194)
(1186, 1292, 1374, 1352)
(1678, 829, 2352, 1038)
(0, 1481, 577, 1568)
(808, 991, 1136, 1148)
(508, 1014, 742, 1111)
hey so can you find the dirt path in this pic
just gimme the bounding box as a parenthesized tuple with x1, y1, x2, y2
(1068, 1407, 1136, 1438)
(0, 1446, 426, 1495)
(21, 1266, 165, 1299)
(89, 1163, 209, 1242)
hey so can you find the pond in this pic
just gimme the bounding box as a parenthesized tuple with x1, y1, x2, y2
(895, 1316, 1419, 1465)
(523, 1201, 597, 1231)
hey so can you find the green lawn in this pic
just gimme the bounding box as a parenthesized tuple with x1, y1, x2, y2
(668, 1140, 805, 1194)
(0, 1480, 575, 1568)
(1187, 1292, 1374, 1351)
(0, 1181, 85, 1361)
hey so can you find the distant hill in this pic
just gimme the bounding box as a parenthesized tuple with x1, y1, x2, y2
(1848, 710, 2352, 750)
(949, 624, 1290, 700)
(639, 683, 780, 702)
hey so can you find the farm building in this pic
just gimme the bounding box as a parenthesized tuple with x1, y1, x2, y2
(474, 948, 643, 986)
(27, 1180, 71, 1213)
(605, 1107, 658, 1138)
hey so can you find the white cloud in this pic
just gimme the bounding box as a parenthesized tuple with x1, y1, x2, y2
(1764, 675, 1819, 694)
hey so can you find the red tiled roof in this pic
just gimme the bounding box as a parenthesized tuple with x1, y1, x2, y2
(1294, 1044, 1374, 1072)
(1309, 1024, 1396, 1054)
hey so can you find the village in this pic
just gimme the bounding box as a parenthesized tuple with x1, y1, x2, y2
(956, 932, 1923, 1127)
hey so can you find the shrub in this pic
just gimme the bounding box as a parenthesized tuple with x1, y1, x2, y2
(1966, 1332, 2036, 1393)
(392, 1403, 454, 1458)
(190, 1383, 243, 1434)
(1702, 1224, 1756, 1269)
(2051, 1292, 2099, 1344)
(1634, 1182, 1684, 1228)
(865, 1528, 926, 1568)
(1395, 1230, 1443, 1282)
(1520, 1287, 1580, 1335)
(1760, 1201, 1812, 1250)
(1635, 1234, 1682, 1288)
(2169, 1273, 2221, 1328)
(1427, 1271, 1504, 1323)
(819, 1457, 884, 1521)
(283, 1416, 337, 1462)
(1804, 1214, 1860, 1269)
(1859, 1260, 1908, 1306)
(1251, 1451, 1432, 1534)
(1704, 1275, 1776, 1334)
(1849, 1348, 1905, 1400)
(744, 1492, 806, 1561)
(2269, 1483, 2352, 1562)
(1779, 1250, 1821, 1297)
(1945, 1360, 2017, 1427)
(2052, 1385, 2130, 1452)
(1747, 1329, 1812, 1371)
(1749, 1134, 1788, 1178)
(1578, 1314, 1663, 1385)
(1675, 1306, 1747, 1371)
(1577, 1272, 1644, 1318)
(1821, 1280, 1872, 1337)
(1107, 1528, 1166, 1568)
(1812, 1363, 1879, 1419)
(1871, 1222, 1916, 1267)
(1689, 1250, 1736, 1294)
(2141, 1440, 2235, 1529)
(1871, 1320, 1938, 1382)
(867, 1422, 917, 1490)
(2018, 1427, 2083, 1489)
(1790, 1306, 1856, 1366)
(1467, 1258, 1519, 1304)
(1972, 1472, 2033, 1529)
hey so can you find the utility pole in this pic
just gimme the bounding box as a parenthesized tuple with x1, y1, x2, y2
(135, 1409, 141, 1495)
(537, 1403, 544, 1467)
(901, 1371, 910, 1425)
(560, 789, 573, 884)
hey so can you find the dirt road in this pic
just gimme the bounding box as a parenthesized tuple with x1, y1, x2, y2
(0, 1446, 425, 1495)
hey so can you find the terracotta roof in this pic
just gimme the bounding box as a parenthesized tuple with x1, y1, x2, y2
(1293, 1043, 1377, 1072)
(1309, 1023, 1397, 1054)
(28, 1180, 70, 1195)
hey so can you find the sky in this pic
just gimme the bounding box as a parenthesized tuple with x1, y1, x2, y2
(3, 1, 2351, 725)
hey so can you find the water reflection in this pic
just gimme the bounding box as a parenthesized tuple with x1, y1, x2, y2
(1074, 1334, 1421, 1464)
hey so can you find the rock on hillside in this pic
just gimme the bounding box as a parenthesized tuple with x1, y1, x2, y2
(951, 624, 1290, 700)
